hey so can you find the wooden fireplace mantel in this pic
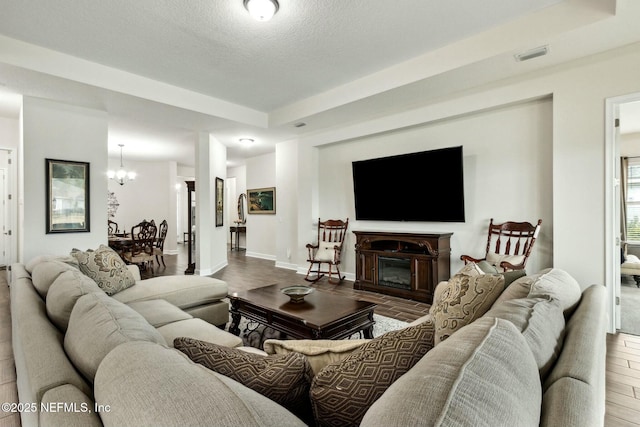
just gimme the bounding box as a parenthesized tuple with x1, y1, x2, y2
(353, 231, 453, 304)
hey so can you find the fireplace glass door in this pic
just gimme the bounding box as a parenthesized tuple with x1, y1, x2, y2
(378, 257, 411, 290)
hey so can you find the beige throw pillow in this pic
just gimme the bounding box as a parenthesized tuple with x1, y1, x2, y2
(431, 263, 504, 345)
(71, 245, 135, 295)
(486, 252, 526, 271)
(263, 339, 369, 375)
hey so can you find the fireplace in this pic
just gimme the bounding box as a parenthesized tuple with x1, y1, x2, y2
(354, 231, 452, 303)
(378, 257, 411, 290)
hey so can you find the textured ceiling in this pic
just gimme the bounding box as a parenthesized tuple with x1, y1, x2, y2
(0, 0, 562, 111)
(1, 0, 638, 167)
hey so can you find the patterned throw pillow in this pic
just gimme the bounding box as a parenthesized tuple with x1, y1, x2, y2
(431, 263, 505, 345)
(309, 319, 434, 427)
(174, 337, 314, 424)
(71, 245, 135, 295)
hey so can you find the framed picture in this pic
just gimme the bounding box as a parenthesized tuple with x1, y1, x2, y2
(248, 187, 276, 214)
(46, 159, 90, 233)
(215, 177, 224, 227)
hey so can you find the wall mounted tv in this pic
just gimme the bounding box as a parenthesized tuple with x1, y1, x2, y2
(352, 146, 465, 222)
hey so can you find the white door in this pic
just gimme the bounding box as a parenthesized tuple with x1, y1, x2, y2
(606, 93, 640, 334)
(0, 149, 11, 267)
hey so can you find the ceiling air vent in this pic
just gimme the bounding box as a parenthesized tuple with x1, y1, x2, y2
(514, 46, 549, 62)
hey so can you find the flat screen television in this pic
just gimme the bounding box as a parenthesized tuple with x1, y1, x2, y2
(352, 146, 465, 222)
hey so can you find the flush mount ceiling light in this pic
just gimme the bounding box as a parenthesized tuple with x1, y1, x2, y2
(107, 144, 136, 185)
(514, 45, 549, 62)
(239, 138, 256, 147)
(243, 0, 279, 22)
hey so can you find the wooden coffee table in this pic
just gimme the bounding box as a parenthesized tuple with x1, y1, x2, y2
(228, 284, 376, 340)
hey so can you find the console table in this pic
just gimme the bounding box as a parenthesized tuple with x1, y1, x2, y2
(230, 225, 246, 251)
(353, 231, 452, 304)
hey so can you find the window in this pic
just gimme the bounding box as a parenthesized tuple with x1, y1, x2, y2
(626, 161, 640, 242)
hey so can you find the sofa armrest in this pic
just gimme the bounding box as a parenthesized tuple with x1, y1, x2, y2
(127, 264, 141, 281)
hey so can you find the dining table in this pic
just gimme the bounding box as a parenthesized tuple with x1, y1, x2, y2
(108, 234, 133, 253)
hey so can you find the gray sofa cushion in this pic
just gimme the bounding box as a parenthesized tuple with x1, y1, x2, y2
(94, 341, 307, 427)
(484, 297, 565, 378)
(64, 292, 166, 383)
(126, 299, 193, 327)
(10, 269, 93, 410)
(492, 268, 551, 306)
(542, 285, 607, 427)
(360, 317, 542, 427)
(46, 269, 103, 331)
(111, 275, 228, 309)
(25, 254, 78, 275)
(528, 268, 582, 317)
(31, 260, 79, 299)
(40, 385, 102, 427)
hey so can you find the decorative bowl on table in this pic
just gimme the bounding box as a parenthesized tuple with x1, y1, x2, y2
(281, 285, 314, 303)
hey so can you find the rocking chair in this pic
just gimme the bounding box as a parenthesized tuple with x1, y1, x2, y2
(305, 218, 349, 284)
(461, 218, 542, 271)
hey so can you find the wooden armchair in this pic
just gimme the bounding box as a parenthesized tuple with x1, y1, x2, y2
(305, 218, 349, 284)
(461, 218, 542, 271)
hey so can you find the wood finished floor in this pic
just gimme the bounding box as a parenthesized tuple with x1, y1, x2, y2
(0, 246, 639, 426)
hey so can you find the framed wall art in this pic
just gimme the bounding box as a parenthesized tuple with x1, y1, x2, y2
(215, 177, 224, 227)
(46, 158, 90, 233)
(247, 187, 276, 214)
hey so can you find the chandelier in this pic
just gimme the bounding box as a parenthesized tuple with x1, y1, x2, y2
(107, 144, 136, 185)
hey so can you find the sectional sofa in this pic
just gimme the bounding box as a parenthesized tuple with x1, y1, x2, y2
(9, 252, 606, 427)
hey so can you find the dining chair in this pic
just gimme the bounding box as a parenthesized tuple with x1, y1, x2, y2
(154, 219, 168, 267)
(108, 220, 119, 236)
(122, 220, 157, 271)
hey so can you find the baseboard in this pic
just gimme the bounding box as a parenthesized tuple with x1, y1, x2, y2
(294, 266, 355, 282)
(196, 259, 228, 276)
(245, 252, 276, 261)
(275, 261, 298, 271)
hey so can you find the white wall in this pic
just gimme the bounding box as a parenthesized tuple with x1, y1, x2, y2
(621, 132, 640, 157)
(194, 133, 227, 275)
(310, 98, 553, 276)
(246, 153, 276, 260)
(108, 158, 178, 254)
(276, 41, 640, 289)
(275, 141, 299, 270)
(21, 97, 108, 262)
(0, 117, 18, 149)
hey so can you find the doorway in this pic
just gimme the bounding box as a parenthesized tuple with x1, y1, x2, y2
(606, 93, 640, 335)
(0, 149, 12, 269)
